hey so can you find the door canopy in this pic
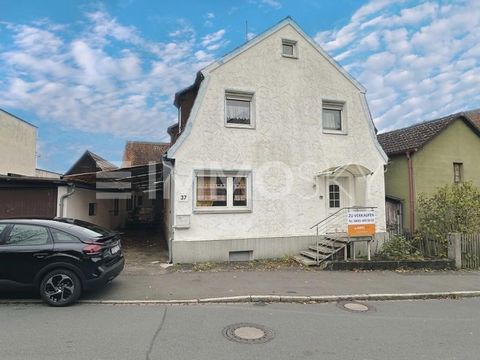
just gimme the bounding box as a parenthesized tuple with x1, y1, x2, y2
(316, 164, 373, 177)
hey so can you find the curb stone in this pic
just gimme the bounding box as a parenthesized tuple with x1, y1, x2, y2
(1, 290, 480, 305)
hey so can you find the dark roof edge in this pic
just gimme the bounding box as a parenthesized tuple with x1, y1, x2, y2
(0, 108, 37, 128)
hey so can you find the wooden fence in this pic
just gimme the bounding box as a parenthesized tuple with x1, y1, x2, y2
(459, 234, 480, 269)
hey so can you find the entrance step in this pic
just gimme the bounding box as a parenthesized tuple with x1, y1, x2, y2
(295, 237, 349, 267)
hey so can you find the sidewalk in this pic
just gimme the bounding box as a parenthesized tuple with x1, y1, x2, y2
(79, 269, 480, 302)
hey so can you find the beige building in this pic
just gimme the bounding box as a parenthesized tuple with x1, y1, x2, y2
(0, 109, 37, 176)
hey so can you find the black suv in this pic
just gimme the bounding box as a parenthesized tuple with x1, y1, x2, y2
(0, 218, 124, 306)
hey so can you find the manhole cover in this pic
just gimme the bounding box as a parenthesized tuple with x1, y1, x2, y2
(337, 301, 373, 313)
(223, 323, 274, 344)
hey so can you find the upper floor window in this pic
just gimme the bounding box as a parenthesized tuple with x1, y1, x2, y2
(453, 162, 463, 183)
(322, 101, 345, 133)
(225, 91, 255, 128)
(282, 39, 297, 58)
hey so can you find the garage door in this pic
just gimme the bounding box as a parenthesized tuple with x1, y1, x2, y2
(0, 188, 57, 219)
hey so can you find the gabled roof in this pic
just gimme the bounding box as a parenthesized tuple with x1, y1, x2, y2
(122, 141, 170, 167)
(202, 16, 365, 92)
(167, 16, 377, 160)
(378, 109, 480, 156)
(64, 150, 117, 176)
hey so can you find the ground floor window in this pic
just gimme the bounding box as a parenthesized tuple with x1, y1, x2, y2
(195, 171, 251, 212)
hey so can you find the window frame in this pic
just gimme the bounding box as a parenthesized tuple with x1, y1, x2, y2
(328, 184, 341, 209)
(224, 90, 256, 129)
(88, 203, 97, 216)
(193, 170, 252, 213)
(453, 162, 463, 183)
(281, 38, 298, 59)
(322, 100, 347, 134)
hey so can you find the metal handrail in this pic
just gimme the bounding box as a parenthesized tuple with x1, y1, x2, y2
(311, 206, 377, 265)
(310, 206, 377, 230)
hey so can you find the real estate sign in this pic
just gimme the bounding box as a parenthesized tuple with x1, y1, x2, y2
(347, 210, 376, 237)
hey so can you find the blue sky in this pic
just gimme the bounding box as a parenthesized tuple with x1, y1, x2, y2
(1, 0, 479, 173)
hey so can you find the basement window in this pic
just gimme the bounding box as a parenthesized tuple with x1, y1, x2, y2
(195, 171, 251, 212)
(225, 91, 255, 128)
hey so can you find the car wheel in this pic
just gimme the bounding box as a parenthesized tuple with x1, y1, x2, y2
(39, 269, 82, 307)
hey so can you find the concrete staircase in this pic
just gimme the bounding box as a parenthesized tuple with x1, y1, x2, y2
(294, 234, 349, 266)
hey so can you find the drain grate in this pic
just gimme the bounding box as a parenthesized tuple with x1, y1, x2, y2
(337, 301, 373, 313)
(223, 323, 274, 344)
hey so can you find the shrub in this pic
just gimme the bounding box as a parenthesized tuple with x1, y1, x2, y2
(417, 182, 480, 248)
(380, 234, 421, 260)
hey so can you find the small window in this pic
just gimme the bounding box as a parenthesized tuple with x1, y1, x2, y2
(233, 177, 248, 207)
(196, 176, 227, 207)
(225, 91, 254, 127)
(329, 184, 340, 208)
(282, 39, 297, 58)
(113, 199, 119, 216)
(51, 229, 81, 244)
(88, 203, 97, 216)
(454, 163, 463, 183)
(322, 101, 345, 132)
(5, 224, 49, 246)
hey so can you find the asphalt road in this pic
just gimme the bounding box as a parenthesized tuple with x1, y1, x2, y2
(0, 299, 479, 360)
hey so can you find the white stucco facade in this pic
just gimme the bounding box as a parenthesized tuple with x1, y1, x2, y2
(58, 186, 127, 230)
(0, 109, 37, 176)
(165, 19, 387, 263)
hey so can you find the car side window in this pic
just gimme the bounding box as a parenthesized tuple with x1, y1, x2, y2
(5, 225, 50, 246)
(0, 224, 9, 243)
(50, 229, 81, 244)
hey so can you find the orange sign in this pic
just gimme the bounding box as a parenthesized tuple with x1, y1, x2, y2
(348, 224, 376, 237)
(347, 211, 376, 237)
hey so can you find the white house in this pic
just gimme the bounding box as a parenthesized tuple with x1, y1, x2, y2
(163, 18, 387, 263)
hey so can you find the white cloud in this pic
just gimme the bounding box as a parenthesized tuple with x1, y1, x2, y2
(0, 12, 230, 139)
(261, 0, 282, 9)
(314, 0, 480, 131)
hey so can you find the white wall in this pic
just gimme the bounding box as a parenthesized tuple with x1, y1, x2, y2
(169, 23, 386, 245)
(58, 186, 127, 230)
(0, 110, 37, 176)
(36, 169, 61, 178)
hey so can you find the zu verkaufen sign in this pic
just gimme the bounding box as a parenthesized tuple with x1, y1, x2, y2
(347, 210, 376, 237)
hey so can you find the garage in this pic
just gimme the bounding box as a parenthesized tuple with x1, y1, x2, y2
(0, 176, 61, 219)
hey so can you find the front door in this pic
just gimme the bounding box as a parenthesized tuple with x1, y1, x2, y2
(326, 177, 351, 232)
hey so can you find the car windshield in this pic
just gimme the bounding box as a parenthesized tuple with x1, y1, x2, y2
(56, 219, 113, 238)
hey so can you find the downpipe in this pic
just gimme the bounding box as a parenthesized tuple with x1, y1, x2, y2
(59, 184, 75, 217)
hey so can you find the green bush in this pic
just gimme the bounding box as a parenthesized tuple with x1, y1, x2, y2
(417, 182, 480, 248)
(380, 235, 421, 260)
